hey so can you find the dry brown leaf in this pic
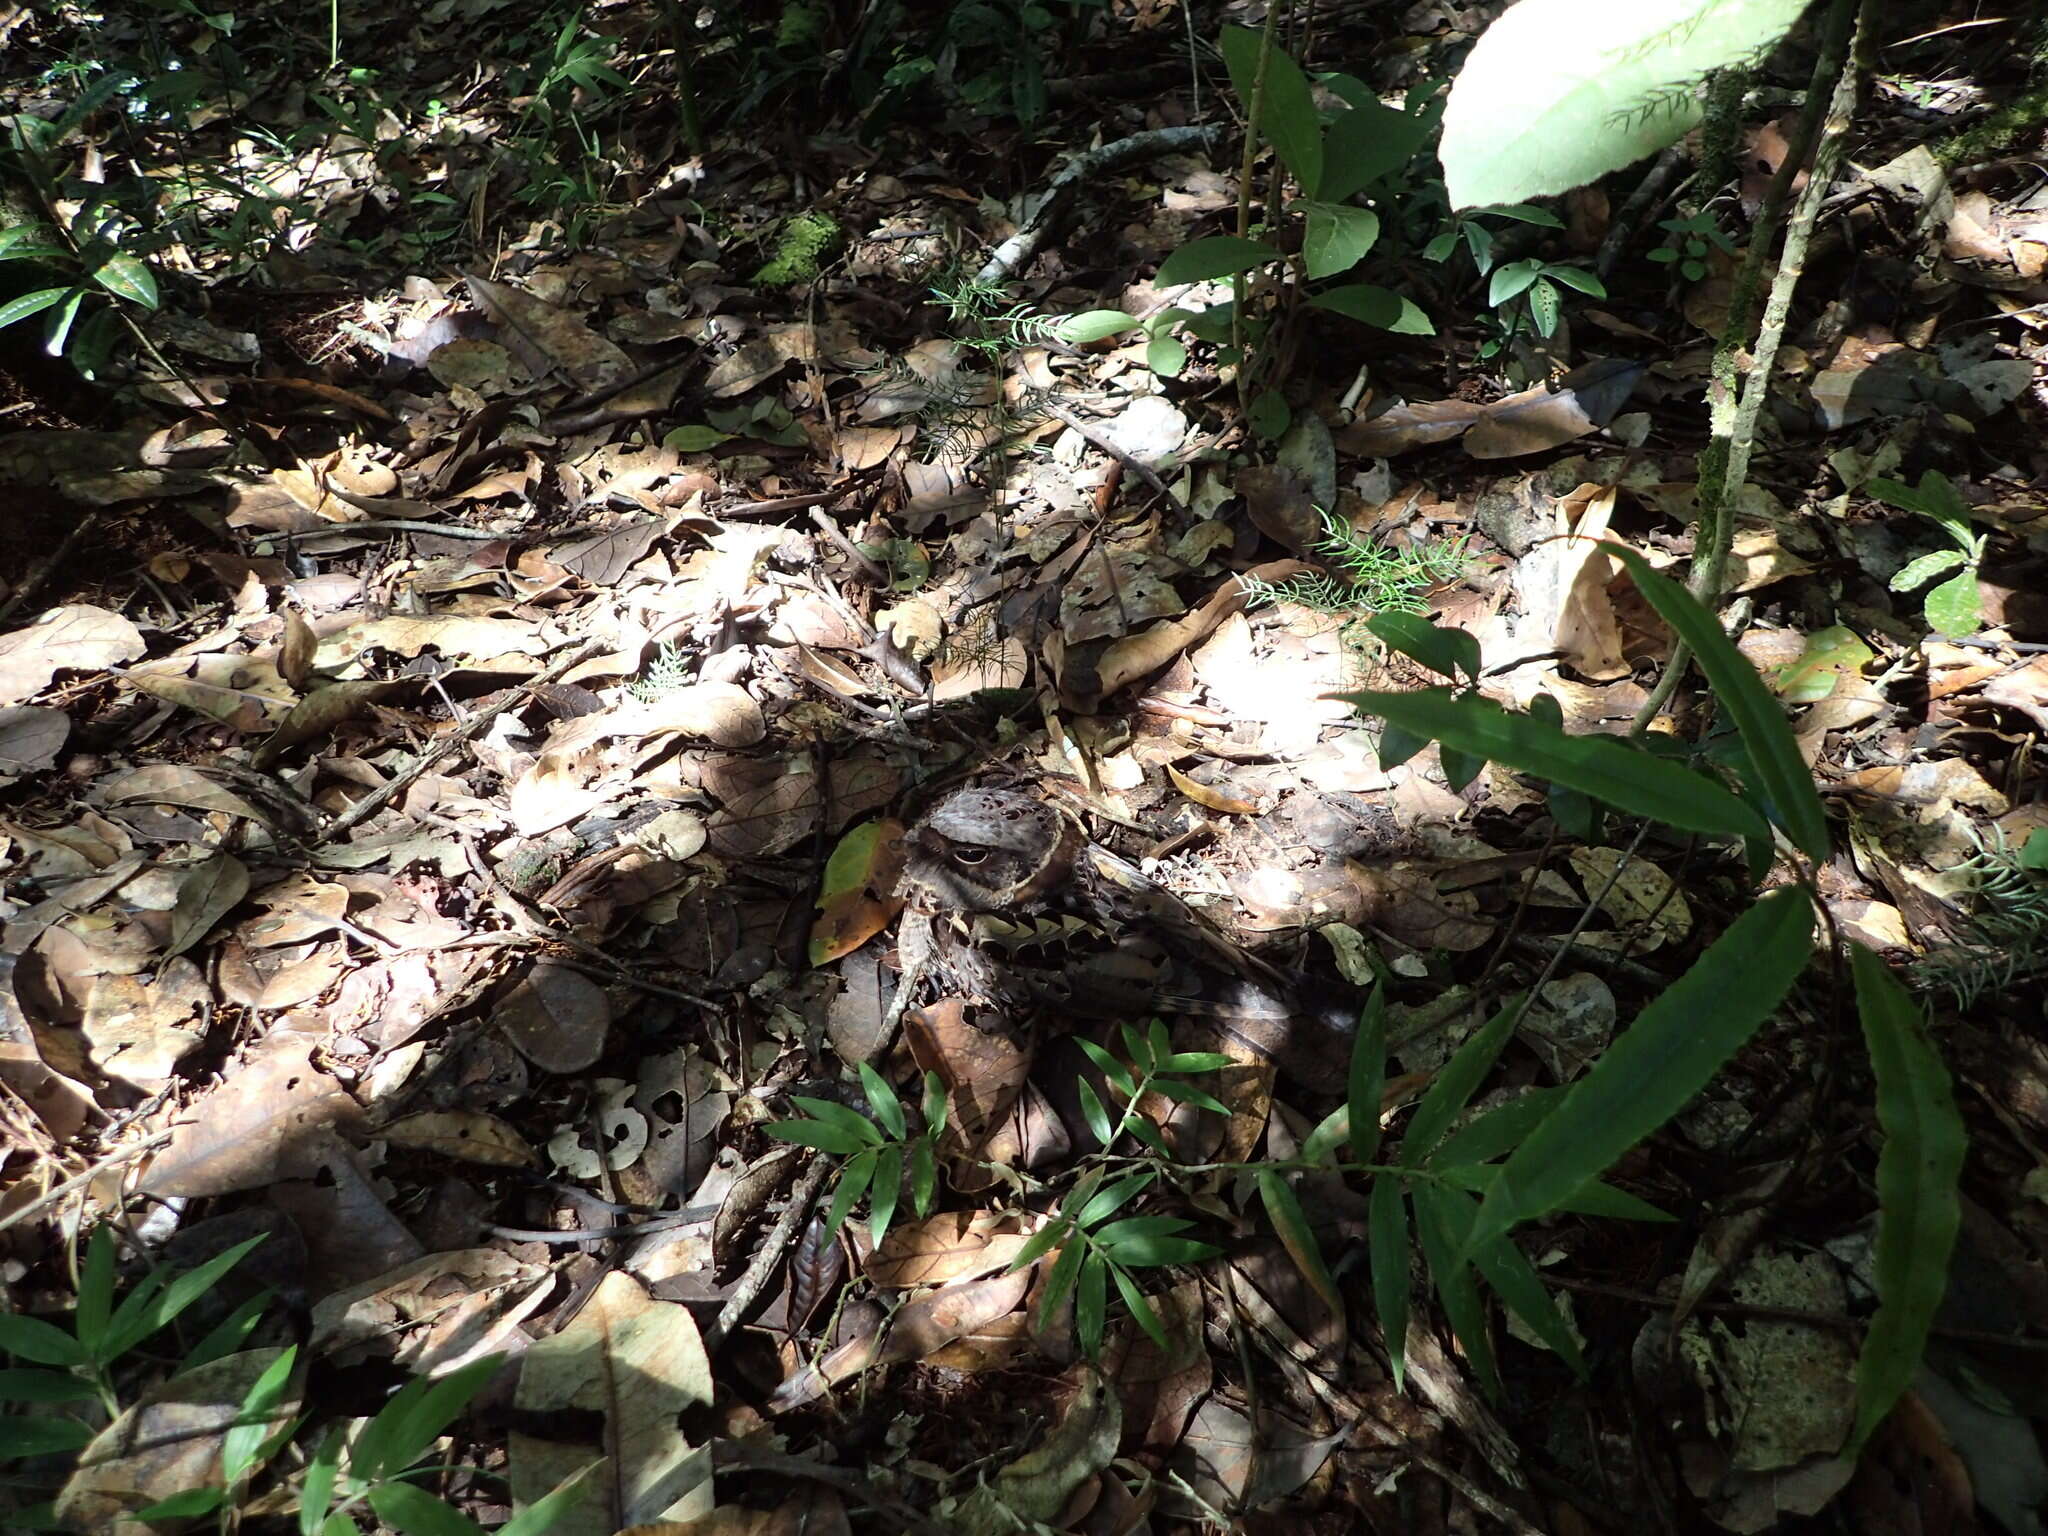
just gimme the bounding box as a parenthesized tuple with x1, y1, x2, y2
(496, 960, 612, 1073)
(0, 604, 146, 705)
(382, 1109, 540, 1167)
(866, 1211, 1031, 1289)
(308, 1248, 551, 1370)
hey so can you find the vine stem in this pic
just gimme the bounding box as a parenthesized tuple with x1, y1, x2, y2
(1634, 0, 1863, 734)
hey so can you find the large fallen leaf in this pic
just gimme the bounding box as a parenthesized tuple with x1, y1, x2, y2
(0, 604, 145, 705)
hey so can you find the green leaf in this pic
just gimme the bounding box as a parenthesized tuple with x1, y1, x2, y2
(857, 1062, 906, 1141)
(0, 1368, 95, 1403)
(300, 1429, 344, 1535)
(1155, 235, 1282, 286)
(1009, 1220, 1068, 1274)
(0, 1313, 88, 1368)
(0, 286, 72, 331)
(825, 1149, 875, 1238)
(1147, 1079, 1231, 1117)
(1257, 1170, 1344, 1319)
(367, 1479, 488, 1536)
(1527, 277, 1561, 336)
(1487, 203, 1566, 228)
(1038, 1239, 1086, 1333)
(1368, 1177, 1410, 1390)
(1401, 999, 1522, 1167)
(1076, 1037, 1136, 1099)
(1349, 988, 1388, 1168)
(1248, 390, 1291, 439)
(1467, 1225, 1586, 1377)
(0, 1416, 93, 1458)
(1338, 686, 1770, 845)
(1488, 261, 1540, 306)
(869, 1143, 902, 1248)
(760, 1119, 868, 1156)
(100, 1234, 266, 1364)
(1147, 333, 1188, 377)
(1376, 720, 1430, 771)
(497, 1457, 604, 1536)
(2018, 828, 2048, 872)
(350, 1354, 502, 1487)
(1438, 0, 1809, 210)
(1078, 1171, 1155, 1230)
(90, 251, 157, 308)
(135, 1488, 227, 1520)
(1430, 1087, 1567, 1167)
(1889, 550, 1966, 592)
(922, 1071, 948, 1136)
(1054, 309, 1140, 344)
(1439, 744, 1486, 792)
(1319, 98, 1429, 201)
(1413, 1184, 1501, 1402)
(1922, 569, 1981, 637)
(1545, 264, 1606, 296)
(1302, 202, 1379, 280)
(1220, 26, 1324, 198)
(184, 1289, 275, 1370)
(224, 1345, 299, 1484)
(1471, 886, 1815, 1252)
(1849, 946, 1965, 1454)
(76, 1227, 116, 1357)
(909, 1136, 937, 1218)
(1159, 1051, 1234, 1075)
(1308, 283, 1434, 335)
(1111, 1265, 1171, 1351)
(1302, 1105, 1351, 1167)
(1601, 543, 1831, 862)
(662, 425, 731, 452)
(1075, 1251, 1109, 1357)
(786, 1096, 886, 1147)
(1125, 1020, 1157, 1076)
(1366, 613, 1480, 683)
(1077, 1077, 1117, 1148)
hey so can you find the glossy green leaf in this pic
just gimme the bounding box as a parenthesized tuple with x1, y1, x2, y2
(1400, 999, 1521, 1167)
(1471, 886, 1814, 1253)
(1849, 945, 1965, 1454)
(0, 1312, 86, 1369)
(1111, 1265, 1171, 1351)
(868, 1143, 902, 1247)
(1258, 1170, 1344, 1321)
(1220, 26, 1323, 197)
(1155, 235, 1281, 287)
(921, 1071, 948, 1136)
(350, 1353, 500, 1486)
(1545, 264, 1606, 296)
(1075, 1251, 1109, 1357)
(1077, 1077, 1117, 1148)
(1308, 283, 1434, 334)
(90, 252, 157, 308)
(1489, 260, 1540, 305)
(1054, 309, 1140, 344)
(367, 1479, 487, 1536)
(1078, 1171, 1154, 1230)
(1148, 1078, 1231, 1117)
(1076, 1037, 1136, 1098)
(760, 1119, 867, 1156)
(1303, 202, 1379, 280)
(1368, 1177, 1411, 1390)
(1602, 542, 1830, 862)
(857, 1062, 905, 1141)
(1366, 613, 1480, 683)
(1454, 1198, 1585, 1378)
(825, 1149, 875, 1238)
(1339, 685, 1769, 844)
(0, 287, 71, 331)
(1160, 1051, 1234, 1074)
(1125, 1020, 1157, 1075)
(0, 1416, 93, 1459)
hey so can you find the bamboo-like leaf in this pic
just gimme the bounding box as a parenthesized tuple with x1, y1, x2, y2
(825, 1149, 875, 1238)
(1366, 613, 1480, 682)
(787, 1096, 886, 1147)
(76, 1226, 116, 1357)
(1039, 1240, 1086, 1333)
(1603, 542, 1831, 862)
(1159, 1051, 1234, 1074)
(1077, 1077, 1117, 1147)
(350, 1354, 500, 1486)
(1848, 945, 1965, 1453)
(1414, 1184, 1501, 1402)
(1009, 1220, 1068, 1274)
(909, 1137, 936, 1218)
(761, 1119, 867, 1156)
(1436, 1163, 1675, 1223)
(858, 1062, 906, 1141)
(1078, 1171, 1154, 1230)
(1458, 1211, 1586, 1379)
(1111, 1265, 1171, 1351)
(101, 1234, 265, 1363)
(1076, 1251, 1109, 1357)
(1400, 998, 1521, 1167)
(1471, 887, 1814, 1253)
(1076, 1038, 1136, 1099)
(1349, 990, 1389, 1168)
(1302, 1104, 1351, 1167)
(1430, 1087, 1567, 1167)
(921, 1071, 948, 1136)
(1369, 1177, 1411, 1391)
(868, 1143, 902, 1247)
(1257, 1169, 1344, 1321)
(1148, 1078, 1231, 1116)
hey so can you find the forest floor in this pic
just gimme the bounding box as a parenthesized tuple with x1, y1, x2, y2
(3, 1, 2048, 1532)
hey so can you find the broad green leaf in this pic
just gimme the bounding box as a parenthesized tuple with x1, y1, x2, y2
(0, 1368, 95, 1403)
(1414, 1184, 1501, 1402)
(1308, 283, 1434, 335)
(1922, 570, 1981, 636)
(1155, 235, 1281, 287)
(662, 425, 731, 452)
(0, 286, 72, 331)
(44, 288, 83, 355)
(1075, 1252, 1109, 1356)
(1248, 390, 1291, 439)
(1487, 203, 1566, 228)
(2018, 829, 2048, 872)
(1439, 744, 1486, 792)
(1488, 261, 1540, 306)
(1110, 1266, 1171, 1350)
(367, 1480, 487, 1536)
(1320, 98, 1429, 201)
(1439, 0, 1809, 210)
(825, 1149, 875, 1238)
(1220, 26, 1323, 197)
(1147, 333, 1188, 377)
(1546, 265, 1606, 296)
(1349, 988, 1388, 1168)
(1368, 1177, 1410, 1390)
(1527, 277, 1560, 336)
(1302, 202, 1379, 280)
(868, 1143, 902, 1247)
(1867, 471, 1970, 535)
(1848, 946, 1965, 1454)
(0, 1416, 93, 1458)
(1402, 1000, 1521, 1167)
(760, 1119, 868, 1156)
(1338, 686, 1769, 844)
(1375, 720, 1430, 771)
(1054, 309, 1140, 344)
(1366, 613, 1480, 683)
(497, 1457, 603, 1536)
(1471, 886, 1815, 1252)
(1257, 1170, 1344, 1320)
(857, 1061, 906, 1141)
(1773, 625, 1874, 705)
(90, 252, 157, 308)
(350, 1354, 501, 1486)
(1602, 543, 1831, 862)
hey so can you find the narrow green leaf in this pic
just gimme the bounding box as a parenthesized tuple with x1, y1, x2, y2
(1126, 1117, 1171, 1155)
(786, 1096, 885, 1147)
(1301, 1104, 1351, 1167)
(1472, 887, 1815, 1252)
(1849, 946, 1965, 1454)
(1078, 1171, 1155, 1230)
(300, 1429, 344, 1535)
(1076, 1038, 1136, 1099)
(868, 1144, 902, 1248)
(1155, 235, 1282, 287)
(100, 1234, 265, 1362)
(367, 1480, 488, 1536)
(760, 1120, 866, 1156)
(1602, 543, 1830, 862)
(1111, 1266, 1171, 1351)
(909, 1137, 936, 1218)
(135, 1488, 227, 1519)
(1338, 686, 1770, 844)
(0, 286, 72, 331)
(0, 1313, 88, 1368)
(184, 1288, 276, 1369)
(0, 1368, 95, 1403)
(1220, 26, 1324, 197)
(1075, 1252, 1109, 1357)
(1366, 613, 1479, 683)
(1060, 1168, 1106, 1220)
(1009, 1221, 1068, 1274)
(1122, 1020, 1154, 1075)
(921, 1071, 947, 1135)
(1038, 1239, 1086, 1334)
(1369, 1177, 1411, 1391)
(1431, 1087, 1568, 1167)
(497, 1457, 603, 1536)
(351, 1354, 501, 1486)
(1077, 1078, 1117, 1148)
(1462, 1217, 1586, 1378)
(1159, 1051, 1234, 1074)
(1349, 989, 1388, 1169)
(1148, 1079, 1231, 1117)
(1100, 1234, 1220, 1268)
(76, 1227, 116, 1356)
(0, 1417, 93, 1458)
(1414, 1184, 1501, 1402)
(824, 1149, 875, 1238)
(857, 1062, 906, 1141)
(224, 1346, 299, 1484)
(1401, 998, 1521, 1168)
(1054, 309, 1140, 344)
(1257, 1170, 1344, 1320)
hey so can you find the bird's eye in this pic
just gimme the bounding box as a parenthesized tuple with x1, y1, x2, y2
(953, 847, 988, 866)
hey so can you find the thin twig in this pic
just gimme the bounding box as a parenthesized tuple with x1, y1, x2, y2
(703, 1154, 833, 1353)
